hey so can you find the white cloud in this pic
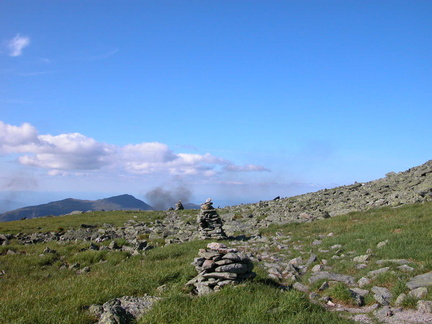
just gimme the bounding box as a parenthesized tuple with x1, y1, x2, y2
(177, 153, 229, 165)
(0, 122, 114, 170)
(0, 121, 270, 178)
(47, 170, 68, 176)
(0, 121, 39, 151)
(7, 34, 30, 57)
(18, 133, 115, 170)
(123, 150, 230, 176)
(223, 164, 270, 172)
(122, 142, 177, 163)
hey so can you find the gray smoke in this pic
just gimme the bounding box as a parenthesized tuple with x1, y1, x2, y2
(145, 186, 192, 210)
(0, 173, 38, 213)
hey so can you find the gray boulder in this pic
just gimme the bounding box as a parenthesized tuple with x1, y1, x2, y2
(407, 272, 432, 290)
(372, 286, 392, 306)
(93, 295, 161, 324)
(308, 271, 355, 285)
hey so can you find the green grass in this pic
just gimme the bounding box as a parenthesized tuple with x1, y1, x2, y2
(1, 202, 432, 322)
(141, 283, 352, 324)
(0, 210, 171, 234)
(0, 235, 352, 323)
(326, 282, 357, 306)
(0, 240, 205, 324)
(0, 239, 352, 324)
(258, 202, 432, 306)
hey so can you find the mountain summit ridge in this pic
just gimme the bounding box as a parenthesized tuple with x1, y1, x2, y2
(0, 194, 153, 222)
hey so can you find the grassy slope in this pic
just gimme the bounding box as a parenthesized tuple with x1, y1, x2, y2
(0, 210, 168, 234)
(258, 202, 432, 307)
(1, 202, 432, 323)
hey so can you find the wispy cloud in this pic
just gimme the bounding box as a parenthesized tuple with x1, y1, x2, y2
(0, 121, 270, 178)
(39, 58, 51, 64)
(223, 164, 270, 172)
(7, 34, 30, 57)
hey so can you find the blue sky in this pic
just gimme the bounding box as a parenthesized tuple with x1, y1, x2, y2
(1, 0, 431, 209)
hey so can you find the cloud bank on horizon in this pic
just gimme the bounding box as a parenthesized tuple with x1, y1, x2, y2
(0, 121, 269, 178)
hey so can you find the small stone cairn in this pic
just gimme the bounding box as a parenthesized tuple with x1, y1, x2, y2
(197, 198, 227, 240)
(186, 242, 256, 295)
(175, 200, 184, 211)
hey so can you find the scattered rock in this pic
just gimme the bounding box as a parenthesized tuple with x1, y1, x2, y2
(374, 305, 393, 317)
(417, 300, 432, 314)
(407, 272, 432, 290)
(375, 259, 410, 265)
(367, 267, 390, 278)
(308, 271, 355, 285)
(350, 288, 369, 298)
(358, 277, 371, 288)
(409, 287, 428, 299)
(355, 263, 368, 270)
(398, 264, 414, 272)
(77, 266, 90, 275)
(293, 282, 309, 293)
(371, 286, 392, 306)
(91, 295, 161, 324)
(318, 281, 329, 291)
(353, 255, 371, 263)
(312, 264, 323, 273)
(376, 240, 389, 248)
(395, 293, 407, 307)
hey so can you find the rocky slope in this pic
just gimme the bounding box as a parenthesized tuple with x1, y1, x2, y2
(219, 160, 432, 233)
(2, 160, 431, 246)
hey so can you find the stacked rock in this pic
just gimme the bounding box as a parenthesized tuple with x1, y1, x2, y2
(175, 200, 184, 211)
(186, 242, 256, 295)
(198, 199, 227, 240)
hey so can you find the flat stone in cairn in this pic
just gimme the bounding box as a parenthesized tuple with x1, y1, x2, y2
(187, 242, 256, 295)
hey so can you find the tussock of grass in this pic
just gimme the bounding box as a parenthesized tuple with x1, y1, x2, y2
(326, 282, 357, 306)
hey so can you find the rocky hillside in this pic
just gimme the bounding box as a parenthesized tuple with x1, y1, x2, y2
(2, 160, 431, 244)
(3, 160, 431, 249)
(219, 160, 432, 233)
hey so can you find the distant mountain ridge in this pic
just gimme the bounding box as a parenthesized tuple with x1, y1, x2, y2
(0, 194, 153, 222)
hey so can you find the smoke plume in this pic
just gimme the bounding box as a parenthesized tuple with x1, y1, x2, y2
(0, 173, 38, 213)
(145, 186, 192, 210)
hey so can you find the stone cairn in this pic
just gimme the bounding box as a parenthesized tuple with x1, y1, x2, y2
(186, 242, 256, 295)
(175, 200, 184, 211)
(197, 198, 227, 240)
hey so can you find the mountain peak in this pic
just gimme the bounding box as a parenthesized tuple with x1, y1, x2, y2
(0, 194, 153, 222)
